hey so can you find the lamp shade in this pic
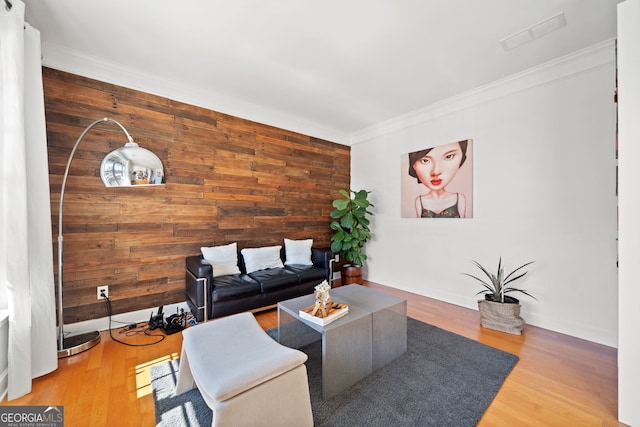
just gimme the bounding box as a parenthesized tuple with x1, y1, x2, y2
(100, 141, 164, 187)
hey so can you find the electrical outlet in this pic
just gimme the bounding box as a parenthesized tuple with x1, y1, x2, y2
(97, 285, 109, 300)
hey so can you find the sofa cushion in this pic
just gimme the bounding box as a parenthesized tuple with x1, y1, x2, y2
(201, 243, 242, 277)
(211, 275, 261, 302)
(248, 268, 298, 293)
(285, 264, 327, 283)
(241, 246, 284, 274)
(284, 238, 313, 266)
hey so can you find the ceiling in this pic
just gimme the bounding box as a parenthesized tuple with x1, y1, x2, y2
(25, 0, 619, 144)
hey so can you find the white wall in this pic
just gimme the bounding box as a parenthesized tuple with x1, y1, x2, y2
(351, 41, 618, 347)
(617, 1, 640, 424)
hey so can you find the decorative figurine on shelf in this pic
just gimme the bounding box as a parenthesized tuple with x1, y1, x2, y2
(311, 280, 332, 318)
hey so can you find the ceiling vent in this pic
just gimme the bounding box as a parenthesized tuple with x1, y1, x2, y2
(500, 12, 567, 51)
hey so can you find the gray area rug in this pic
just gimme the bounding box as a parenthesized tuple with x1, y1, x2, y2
(151, 317, 518, 426)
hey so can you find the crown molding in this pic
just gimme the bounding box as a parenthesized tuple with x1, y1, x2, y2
(40, 39, 615, 148)
(40, 42, 350, 145)
(350, 39, 616, 145)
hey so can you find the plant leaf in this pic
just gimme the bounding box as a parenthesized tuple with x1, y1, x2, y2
(503, 261, 535, 282)
(329, 221, 342, 231)
(341, 212, 355, 229)
(331, 230, 345, 242)
(461, 273, 495, 293)
(503, 271, 528, 287)
(504, 287, 538, 300)
(333, 199, 349, 210)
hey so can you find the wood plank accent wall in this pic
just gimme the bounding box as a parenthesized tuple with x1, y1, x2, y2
(43, 68, 350, 324)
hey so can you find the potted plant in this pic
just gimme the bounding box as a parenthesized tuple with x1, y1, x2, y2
(330, 189, 374, 285)
(462, 257, 536, 335)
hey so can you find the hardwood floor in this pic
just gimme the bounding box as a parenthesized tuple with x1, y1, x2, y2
(2, 281, 625, 426)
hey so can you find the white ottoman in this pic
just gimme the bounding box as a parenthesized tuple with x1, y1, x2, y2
(175, 312, 313, 427)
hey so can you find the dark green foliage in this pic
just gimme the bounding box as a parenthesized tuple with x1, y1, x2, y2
(330, 189, 374, 266)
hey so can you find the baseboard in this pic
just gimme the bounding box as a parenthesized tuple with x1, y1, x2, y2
(60, 301, 191, 336)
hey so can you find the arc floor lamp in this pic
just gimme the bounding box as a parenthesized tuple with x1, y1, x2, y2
(57, 117, 164, 358)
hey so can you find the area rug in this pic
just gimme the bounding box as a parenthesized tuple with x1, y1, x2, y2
(151, 317, 518, 426)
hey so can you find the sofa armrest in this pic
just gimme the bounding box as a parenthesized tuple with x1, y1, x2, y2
(186, 255, 213, 278)
(311, 248, 334, 283)
(185, 255, 213, 322)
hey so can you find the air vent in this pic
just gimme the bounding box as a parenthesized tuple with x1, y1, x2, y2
(500, 12, 567, 51)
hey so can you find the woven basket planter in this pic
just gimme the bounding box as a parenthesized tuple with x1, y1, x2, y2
(477, 299, 526, 335)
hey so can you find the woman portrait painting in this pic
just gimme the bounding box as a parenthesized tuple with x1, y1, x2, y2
(402, 139, 473, 218)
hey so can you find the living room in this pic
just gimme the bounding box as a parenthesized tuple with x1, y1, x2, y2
(2, 0, 638, 426)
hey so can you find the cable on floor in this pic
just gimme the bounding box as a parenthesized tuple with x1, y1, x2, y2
(102, 295, 165, 346)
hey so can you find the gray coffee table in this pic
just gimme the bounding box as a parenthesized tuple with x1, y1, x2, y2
(329, 284, 407, 371)
(277, 284, 407, 399)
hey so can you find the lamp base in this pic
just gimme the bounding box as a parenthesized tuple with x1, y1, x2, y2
(57, 330, 101, 359)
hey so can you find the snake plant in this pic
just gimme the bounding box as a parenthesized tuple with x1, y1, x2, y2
(462, 257, 536, 303)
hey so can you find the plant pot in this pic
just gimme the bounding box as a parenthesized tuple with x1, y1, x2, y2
(484, 294, 520, 304)
(477, 299, 526, 335)
(341, 265, 363, 285)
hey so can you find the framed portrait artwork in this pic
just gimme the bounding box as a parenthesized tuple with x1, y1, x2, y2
(401, 139, 473, 218)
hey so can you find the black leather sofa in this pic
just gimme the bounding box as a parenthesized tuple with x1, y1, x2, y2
(185, 247, 333, 322)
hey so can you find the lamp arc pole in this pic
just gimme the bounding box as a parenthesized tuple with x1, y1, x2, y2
(57, 117, 137, 358)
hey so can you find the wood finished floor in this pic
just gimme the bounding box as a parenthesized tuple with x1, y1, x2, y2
(1, 281, 625, 426)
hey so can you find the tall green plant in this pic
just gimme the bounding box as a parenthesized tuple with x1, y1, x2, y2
(462, 257, 536, 303)
(330, 189, 374, 266)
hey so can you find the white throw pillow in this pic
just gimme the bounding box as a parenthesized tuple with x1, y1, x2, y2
(241, 246, 284, 274)
(284, 238, 313, 266)
(201, 243, 241, 277)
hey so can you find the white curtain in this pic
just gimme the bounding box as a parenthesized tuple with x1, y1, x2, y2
(1, 0, 57, 400)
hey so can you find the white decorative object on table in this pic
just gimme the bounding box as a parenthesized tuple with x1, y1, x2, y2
(298, 280, 349, 325)
(313, 281, 332, 317)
